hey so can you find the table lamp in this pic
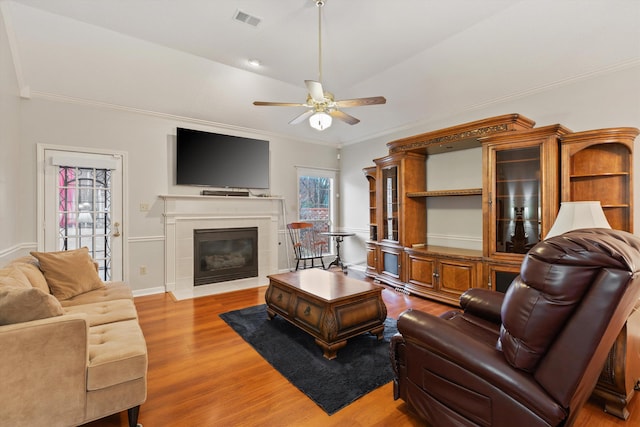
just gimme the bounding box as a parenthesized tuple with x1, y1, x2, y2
(545, 201, 611, 239)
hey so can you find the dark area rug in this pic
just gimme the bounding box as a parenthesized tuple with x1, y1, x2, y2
(219, 304, 396, 415)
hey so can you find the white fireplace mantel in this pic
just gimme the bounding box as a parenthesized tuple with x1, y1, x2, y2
(161, 194, 284, 300)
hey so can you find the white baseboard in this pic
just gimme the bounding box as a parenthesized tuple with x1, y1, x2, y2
(132, 287, 165, 298)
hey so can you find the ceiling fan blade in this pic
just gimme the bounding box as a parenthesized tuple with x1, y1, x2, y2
(253, 101, 307, 107)
(305, 80, 325, 103)
(329, 110, 360, 125)
(334, 96, 387, 108)
(289, 109, 314, 125)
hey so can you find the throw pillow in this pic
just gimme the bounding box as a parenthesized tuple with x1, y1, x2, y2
(0, 265, 31, 289)
(13, 262, 51, 293)
(30, 247, 104, 300)
(0, 286, 64, 325)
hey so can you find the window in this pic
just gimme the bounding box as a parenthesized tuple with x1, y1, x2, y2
(57, 166, 113, 280)
(297, 167, 337, 253)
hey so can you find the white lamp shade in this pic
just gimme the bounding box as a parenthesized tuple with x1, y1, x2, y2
(545, 201, 611, 239)
(309, 112, 332, 131)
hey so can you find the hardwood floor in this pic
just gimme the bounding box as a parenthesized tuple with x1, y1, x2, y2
(83, 270, 638, 427)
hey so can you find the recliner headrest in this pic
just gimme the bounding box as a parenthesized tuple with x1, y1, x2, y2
(498, 228, 640, 372)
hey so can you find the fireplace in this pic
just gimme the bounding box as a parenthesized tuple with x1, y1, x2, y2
(193, 227, 258, 285)
(162, 194, 281, 299)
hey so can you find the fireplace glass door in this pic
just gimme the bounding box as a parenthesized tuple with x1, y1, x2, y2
(194, 227, 258, 285)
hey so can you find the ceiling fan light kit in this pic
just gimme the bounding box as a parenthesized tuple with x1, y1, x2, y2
(309, 111, 332, 131)
(252, 0, 386, 131)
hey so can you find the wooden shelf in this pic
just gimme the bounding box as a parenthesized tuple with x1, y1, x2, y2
(496, 157, 539, 164)
(407, 188, 482, 198)
(496, 179, 539, 184)
(570, 172, 629, 178)
(405, 245, 483, 259)
(496, 194, 539, 199)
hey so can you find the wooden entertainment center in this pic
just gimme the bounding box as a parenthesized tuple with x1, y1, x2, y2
(364, 113, 640, 418)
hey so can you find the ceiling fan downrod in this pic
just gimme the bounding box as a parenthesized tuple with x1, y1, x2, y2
(316, 0, 324, 85)
(251, 0, 386, 130)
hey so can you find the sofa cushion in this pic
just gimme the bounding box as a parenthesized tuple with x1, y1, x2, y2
(59, 282, 133, 307)
(12, 261, 50, 293)
(0, 286, 64, 325)
(64, 299, 138, 326)
(31, 247, 105, 300)
(0, 266, 32, 289)
(87, 319, 148, 390)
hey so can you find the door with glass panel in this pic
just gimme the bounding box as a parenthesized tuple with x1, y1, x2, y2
(381, 165, 399, 242)
(40, 148, 124, 281)
(296, 167, 336, 255)
(482, 125, 566, 262)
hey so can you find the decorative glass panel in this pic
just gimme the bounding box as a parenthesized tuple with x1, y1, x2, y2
(57, 166, 112, 280)
(382, 166, 399, 241)
(495, 147, 541, 254)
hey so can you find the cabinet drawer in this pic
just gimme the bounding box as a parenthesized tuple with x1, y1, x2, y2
(293, 297, 324, 332)
(266, 284, 294, 314)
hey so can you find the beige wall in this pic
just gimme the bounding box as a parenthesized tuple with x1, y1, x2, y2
(0, 4, 342, 294)
(15, 98, 338, 292)
(2, 3, 639, 288)
(0, 5, 23, 261)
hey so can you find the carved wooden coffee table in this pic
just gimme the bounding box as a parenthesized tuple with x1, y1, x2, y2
(265, 269, 387, 360)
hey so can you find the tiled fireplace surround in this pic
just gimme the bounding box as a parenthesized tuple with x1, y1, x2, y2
(161, 195, 283, 300)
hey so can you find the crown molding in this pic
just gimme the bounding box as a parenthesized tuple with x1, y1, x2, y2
(27, 90, 340, 148)
(343, 59, 640, 147)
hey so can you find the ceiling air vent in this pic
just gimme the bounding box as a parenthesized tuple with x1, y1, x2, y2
(233, 10, 262, 27)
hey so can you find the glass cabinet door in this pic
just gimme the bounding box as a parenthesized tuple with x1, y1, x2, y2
(382, 166, 399, 242)
(494, 146, 541, 254)
(363, 167, 378, 241)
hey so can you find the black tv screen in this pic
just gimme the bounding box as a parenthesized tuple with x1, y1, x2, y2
(176, 128, 270, 189)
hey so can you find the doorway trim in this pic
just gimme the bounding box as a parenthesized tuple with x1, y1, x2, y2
(36, 143, 129, 281)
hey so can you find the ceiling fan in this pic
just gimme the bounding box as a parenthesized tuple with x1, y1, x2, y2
(252, 0, 386, 131)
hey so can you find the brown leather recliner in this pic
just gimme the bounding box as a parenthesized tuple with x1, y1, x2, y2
(390, 228, 640, 427)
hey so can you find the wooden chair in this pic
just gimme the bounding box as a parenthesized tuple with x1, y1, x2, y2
(287, 222, 326, 270)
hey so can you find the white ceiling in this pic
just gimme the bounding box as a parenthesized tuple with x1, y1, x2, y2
(4, 0, 640, 146)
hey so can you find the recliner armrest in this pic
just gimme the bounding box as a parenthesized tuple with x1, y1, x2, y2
(396, 309, 565, 425)
(459, 288, 504, 324)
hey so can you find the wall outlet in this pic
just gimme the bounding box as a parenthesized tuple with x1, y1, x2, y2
(139, 203, 150, 212)
(139, 265, 147, 275)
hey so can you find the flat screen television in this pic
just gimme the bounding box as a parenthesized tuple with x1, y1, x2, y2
(176, 127, 270, 189)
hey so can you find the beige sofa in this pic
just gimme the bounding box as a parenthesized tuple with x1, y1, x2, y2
(0, 247, 147, 427)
